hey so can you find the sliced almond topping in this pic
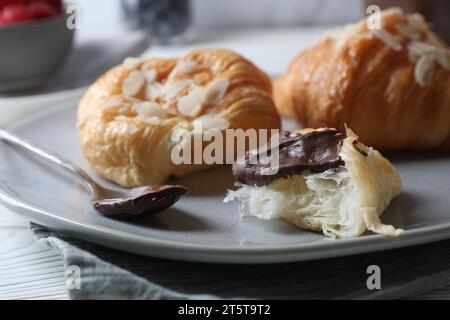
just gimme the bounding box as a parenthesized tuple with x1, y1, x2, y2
(123, 57, 142, 70)
(175, 60, 198, 74)
(415, 55, 436, 87)
(373, 29, 402, 51)
(396, 23, 420, 40)
(102, 95, 123, 109)
(177, 87, 204, 117)
(145, 69, 158, 83)
(146, 82, 162, 101)
(126, 124, 139, 135)
(114, 115, 129, 121)
(409, 13, 425, 27)
(408, 46, 422, 63)
(122, 70, 145, 96)
(162, 79, 194, 101)
(408, 41, 435, 56)
(134, 101, 167, 118)
(395, 14, 424, 40)
(204, 77, 229, 104)
(123, 96, 145, 105)
(408, 41, 450, 71)
(193, 114, 230, 131)
(137, 116, 161, 125)
(408, 41, 435, 63)
(177, 101, 199, 117)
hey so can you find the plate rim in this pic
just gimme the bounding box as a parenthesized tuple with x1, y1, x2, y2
(2, 98, 450, 264)
(2, 188, 450, 264)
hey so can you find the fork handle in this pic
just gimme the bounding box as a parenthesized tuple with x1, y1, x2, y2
(0, 128, 96, 193)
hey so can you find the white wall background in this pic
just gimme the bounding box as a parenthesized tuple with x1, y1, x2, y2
(193, 0, 363, 28)
(71, 0, 364, 32)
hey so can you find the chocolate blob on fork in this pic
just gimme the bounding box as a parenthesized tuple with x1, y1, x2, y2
(92, 185, 189, 219)
(0, 128, 188, 220)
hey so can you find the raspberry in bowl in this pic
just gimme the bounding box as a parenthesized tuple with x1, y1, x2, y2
(0, 0, 74, 92)
(0, 0, 63, 26)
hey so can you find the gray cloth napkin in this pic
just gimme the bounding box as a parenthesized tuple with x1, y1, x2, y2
(30, 223, 450, 300)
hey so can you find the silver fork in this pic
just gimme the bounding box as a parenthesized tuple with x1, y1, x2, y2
(0, 128, 188, 219)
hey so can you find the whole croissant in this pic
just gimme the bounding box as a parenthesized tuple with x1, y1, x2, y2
(274, 8, 450, 151)
(78, 49, 280, 187)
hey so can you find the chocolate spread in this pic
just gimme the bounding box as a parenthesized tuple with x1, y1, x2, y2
(232, 129, 347, 186)
(93, 185, 188, 219)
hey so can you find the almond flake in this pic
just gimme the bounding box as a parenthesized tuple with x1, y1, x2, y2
(409, 41, 435, 56)
(409, 13, 426, 30)
(161, 79, 194, 100)
(146, 82, 162, 101)
(175, 60, 198, 73)
(137, 116, 161, 125)
(115, 115, 129, 121)
(373, 29, 402, 51)
(145, 69, 158, 83)
(123, 96, 145, 106)
(415, 55, 436, 87)
(177, 86, 205, 117)
(123, 57, 142, 70)
(204, 78, 229, 104)
(396, 23, 420, 40)
(126, 124, 139, 134)
(408, 41, 450, 70)
(122, 70, 145, 96)
(178, 96, 202, 117)
(193, 115, 230, 130)
(134, 102, 167, 118)
(408, 47, 422, 63)
(395, 14, 424, 40)
(102, 96, 123, 109)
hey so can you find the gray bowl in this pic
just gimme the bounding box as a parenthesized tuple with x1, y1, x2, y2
(0, 14, 75, 92)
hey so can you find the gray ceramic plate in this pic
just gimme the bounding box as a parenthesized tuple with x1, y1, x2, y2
(1, 99, 450, 264)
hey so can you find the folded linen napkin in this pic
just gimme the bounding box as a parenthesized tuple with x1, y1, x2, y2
(30, 223, 450, 300)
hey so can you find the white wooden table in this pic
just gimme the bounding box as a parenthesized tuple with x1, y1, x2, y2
(1, 28, 450, 300)
(0, 208, 68, 300)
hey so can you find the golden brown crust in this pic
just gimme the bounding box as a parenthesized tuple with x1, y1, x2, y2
(274, 9, 450, 151)
(78, 49, 280, 187)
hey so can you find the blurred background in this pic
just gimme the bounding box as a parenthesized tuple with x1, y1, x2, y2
(0, 0, 449, 104)
(75, 0, 363, 31)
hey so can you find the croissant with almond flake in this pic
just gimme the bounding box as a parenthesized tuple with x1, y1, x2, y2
(78, 49, 280, 187)
(274, 8, 450, 151)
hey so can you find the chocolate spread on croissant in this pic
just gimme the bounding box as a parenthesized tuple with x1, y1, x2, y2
(233, 129, 347, 186)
